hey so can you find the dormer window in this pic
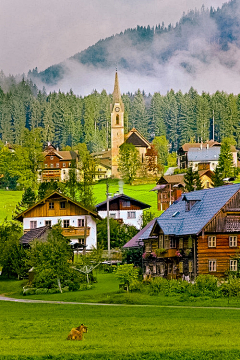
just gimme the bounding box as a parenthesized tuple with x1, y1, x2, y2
(185, 200, 197, 212)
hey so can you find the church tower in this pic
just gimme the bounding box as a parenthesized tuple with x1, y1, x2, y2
(111, 71, 124, 178)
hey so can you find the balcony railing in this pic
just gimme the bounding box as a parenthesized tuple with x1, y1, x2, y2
(62, 227, 90, 237)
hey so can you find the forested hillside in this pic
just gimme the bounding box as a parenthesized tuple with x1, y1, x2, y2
(0, 75, 239, 151)
(26, 0, 240, 95)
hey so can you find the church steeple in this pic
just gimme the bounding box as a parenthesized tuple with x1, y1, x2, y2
(111, 71, 124, 178)
(113, 70, 121, 104)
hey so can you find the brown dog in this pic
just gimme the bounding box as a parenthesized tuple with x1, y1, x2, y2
(67, 324, 88, 340)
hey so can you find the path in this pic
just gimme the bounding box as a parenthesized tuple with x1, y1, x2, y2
(1, 295, 240, 310)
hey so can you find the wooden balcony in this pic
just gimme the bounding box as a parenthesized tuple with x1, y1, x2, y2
(42, 170, 61, 179)
(163, 249, 177, 258)
(62, 227, 90, 238)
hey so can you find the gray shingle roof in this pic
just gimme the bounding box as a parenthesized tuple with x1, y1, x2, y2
(155, 184, 240, 236)
(188, 147, 220, 162)
(123, 218, 157, 248)
(20, 226, 50, 245)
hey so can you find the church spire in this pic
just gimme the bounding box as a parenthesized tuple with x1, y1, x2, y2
(112, 70, 121, 104)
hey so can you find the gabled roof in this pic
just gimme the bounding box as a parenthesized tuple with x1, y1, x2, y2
(125, 128, 151, 148)
(152, 184, 240, 236)
(20, 225, 50, 245)
(188, 147, 220, 162)
(15, 191, 100, 222)
(180, 141, 221, 152)
(123, 218, 157, 248)
(43, 150, 78, 161)
(96, 193, 150, 210)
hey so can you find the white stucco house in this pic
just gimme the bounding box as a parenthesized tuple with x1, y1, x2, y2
(96, 194, 151, 230)
(16, 191, 100, 250)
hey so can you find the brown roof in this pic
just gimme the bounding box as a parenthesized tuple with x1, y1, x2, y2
(92, 149, 111, 159)
(157, 170, 213, 186)
(20, 226, 50, 245)
(98, 158, 111, 169)
(181, 141, 237, 153)
(125, 128, 151, 148)
(43, 150, 78, 160)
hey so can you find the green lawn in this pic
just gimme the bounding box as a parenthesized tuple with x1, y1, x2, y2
(2, 274, 240, 358)
(93, 181, 160, 215)
(0, 182, 159, 224)
(1, 298, 240, 359)
(0, 190, 23, 223)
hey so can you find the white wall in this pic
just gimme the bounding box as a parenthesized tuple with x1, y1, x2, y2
(23, 215, 97, 249)
(98, 209, 143, 230)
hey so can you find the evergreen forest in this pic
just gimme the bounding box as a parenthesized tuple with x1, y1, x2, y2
(0, 75, 240, 153)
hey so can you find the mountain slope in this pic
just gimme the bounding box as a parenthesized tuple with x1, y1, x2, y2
(28, 0, 240, 94)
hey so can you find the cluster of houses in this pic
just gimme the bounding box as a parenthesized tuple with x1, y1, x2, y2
(9, 71, 240, 280)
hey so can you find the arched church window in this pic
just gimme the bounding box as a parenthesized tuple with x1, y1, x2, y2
(116, 114, 119, 125)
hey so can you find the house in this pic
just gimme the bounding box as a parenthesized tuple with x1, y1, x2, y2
(96, 194, 151, 230)
(151, 170, 214, 211)
(92, 150, 112, 181)
(177, 141, 238, 170)
(39, 144, 80, 182)
(16, 191, 100, 249)
(141, 184, 240, 279)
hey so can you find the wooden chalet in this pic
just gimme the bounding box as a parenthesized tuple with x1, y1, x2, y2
(152, 170, 214, 211)
(16, 191, 101, 249)
(141, 184, 240, 279)
(39, 146, 79, 182)
(96, 194, 150, 230)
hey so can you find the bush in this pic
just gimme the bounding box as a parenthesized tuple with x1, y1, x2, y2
(35, 288, 49, 295)
(195, 275, 218, 293)
(23, 287, 37, 295)
(129, 279, 143, 292)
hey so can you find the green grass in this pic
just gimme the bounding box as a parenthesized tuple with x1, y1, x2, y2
(93, 181, 160, 215)
(2, 272, 240, 308)
(0, 182, 159, 223)
(0, 190, 23, 223)
(1, 300, 240, 359)
(2, 274, 240, 358)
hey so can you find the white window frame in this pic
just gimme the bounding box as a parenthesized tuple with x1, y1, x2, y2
(78, 219, 85, 227)
(230, 259, 238, 272)
(209, 260, 217, 272)
(208, 236, 216, 248)
(45, 220, 52, 227)
(50, 156, 54, 160)
(110, 213, 116, 219)
(63, 219, 70, 228)
(56, 163, 59, 168)
(30, 221, 37, 229)
(229, 236, 237, 248)
(63, 163, 66, 168)
(127, 211, 136, 219)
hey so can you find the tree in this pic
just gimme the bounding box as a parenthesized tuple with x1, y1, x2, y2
(0, 220, 26, 278)
(218, 137, 235, 178)
(212, 166, 224, 187)
(30, 224, 73, 292)
(97, 218, 138, 249)
(118, 143, 141, 185)
(115, 264, 139, 292)
(13, 187, 37, 217)
(74, 143, 96, 209)
(152, 135, 169, 166)
(184, 167, 203, 192)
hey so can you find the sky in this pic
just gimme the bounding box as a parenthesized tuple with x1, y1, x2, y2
(0, 0, 227, 76)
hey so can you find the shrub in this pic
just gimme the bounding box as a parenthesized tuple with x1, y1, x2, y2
(147, 277, 168, 295)
(23, 287, 37, 295)
(35, 288, 49, 295)
(129, 279, 143, 292)
(195, 275, 218, 293)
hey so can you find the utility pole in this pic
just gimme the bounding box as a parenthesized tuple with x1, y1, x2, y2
(212, 110, 215, 141)
(106, 182, 111, 259)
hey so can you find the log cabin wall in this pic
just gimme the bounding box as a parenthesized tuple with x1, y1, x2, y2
(23, 197, 89, 218)
(197, 234, 240, 277)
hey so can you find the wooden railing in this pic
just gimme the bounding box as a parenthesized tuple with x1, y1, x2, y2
(62, 227, 90, 237)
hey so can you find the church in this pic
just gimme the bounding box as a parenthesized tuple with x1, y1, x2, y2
(93, 71, 155, 179)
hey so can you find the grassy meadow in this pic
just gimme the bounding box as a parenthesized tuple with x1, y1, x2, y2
(0, 182, 159, 223)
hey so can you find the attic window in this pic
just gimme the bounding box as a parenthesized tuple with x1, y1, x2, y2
(185, 200, 197, 212)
